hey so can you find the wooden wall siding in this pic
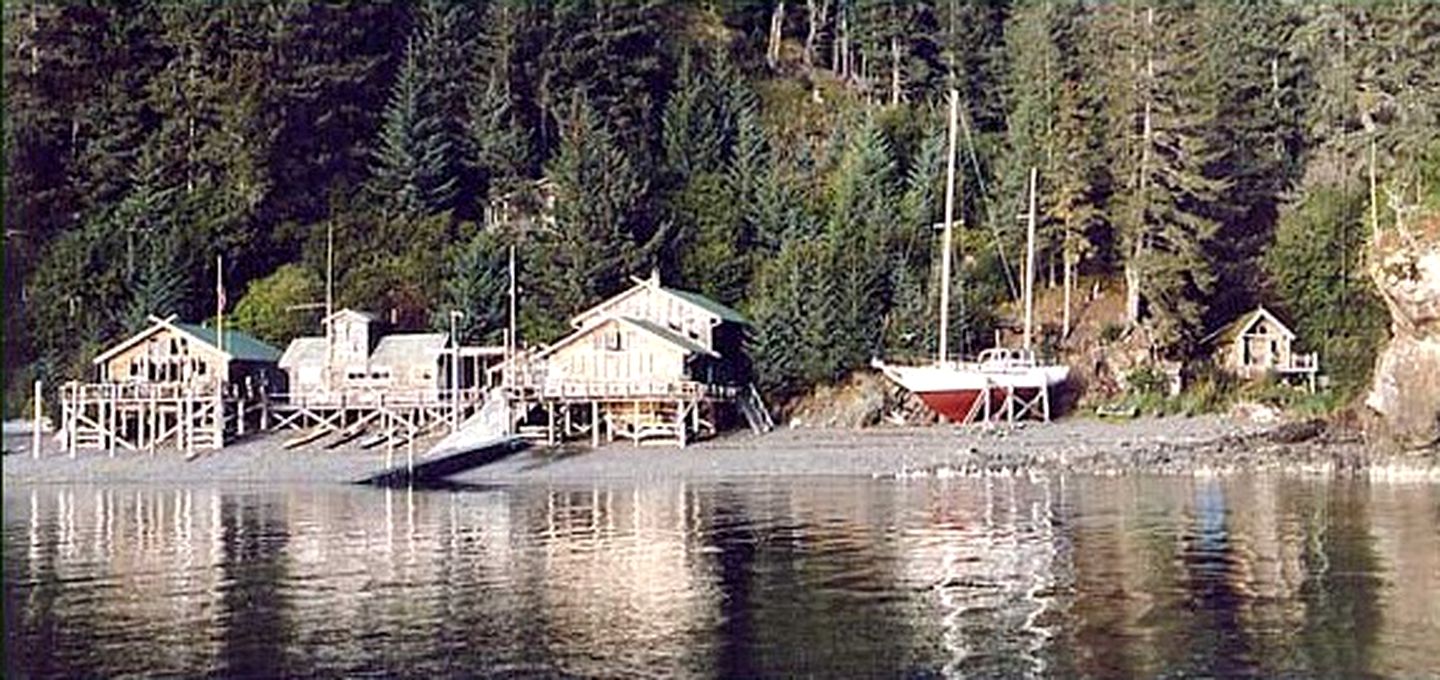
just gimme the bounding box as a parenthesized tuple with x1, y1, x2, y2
(584, 288, 716, 350)
(329, 315, 372, 371)
(548, 321, 689, 384)
(1227, 325, 1293, 377)
(102, 328, 229, 386)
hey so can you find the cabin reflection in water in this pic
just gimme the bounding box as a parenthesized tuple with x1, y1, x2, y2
(5, 479, 1439, 678)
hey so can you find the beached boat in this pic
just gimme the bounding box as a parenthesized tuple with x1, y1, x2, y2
(873, 91, 1068, 424)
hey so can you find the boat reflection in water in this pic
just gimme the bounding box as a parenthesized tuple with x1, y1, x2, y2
(5, 477, 1439, 678)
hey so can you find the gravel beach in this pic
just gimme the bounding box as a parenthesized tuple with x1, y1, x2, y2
(5, 415, 1436, 486)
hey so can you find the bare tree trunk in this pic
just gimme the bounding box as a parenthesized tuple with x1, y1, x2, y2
(804, 0, 829, 70)
(767, 2, 786, 70)
(1126, 6, 1155, 326)
(889, 36, 902, 106)
(839, 9, 850, 79)
(1062, 244, 1075, 340)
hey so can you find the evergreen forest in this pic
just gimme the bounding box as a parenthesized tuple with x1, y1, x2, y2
(5, 0, 1439, 412)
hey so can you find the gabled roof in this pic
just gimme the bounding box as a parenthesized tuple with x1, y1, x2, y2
(538, 316, 721, 360)
(569, 273, 751, 328)
(173, 323, 282, 363)
(92, 315, 281, 365)
(279, 337, 328, 368)
(323, 308, 378, 325)
(1202, 305, 1296, 346)
(661, 286, 749, 325)
(369, 333, 448, 367)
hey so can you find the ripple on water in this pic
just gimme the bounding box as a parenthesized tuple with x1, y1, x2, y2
(5, 477, 1440, 678)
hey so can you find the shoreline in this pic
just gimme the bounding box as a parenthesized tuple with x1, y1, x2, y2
(4, 415, 1437, 487)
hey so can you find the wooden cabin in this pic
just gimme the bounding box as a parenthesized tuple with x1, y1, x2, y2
(91, 315, 282, 397)
(537, 316, 721, 388)
(505, 273, 763, 447)
(565, 270, 748, 375)
(1205, 306, 1319, 389)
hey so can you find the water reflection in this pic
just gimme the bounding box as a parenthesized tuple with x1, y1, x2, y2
(5, 477, 1439, 678)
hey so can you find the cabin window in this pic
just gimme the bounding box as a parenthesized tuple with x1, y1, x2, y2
(197, 361, 207, 376)
(347, 371, 367, 381)
(170, 338, 180, 354)
(371, 370, 391, 381)
(604, 329, 624, 351)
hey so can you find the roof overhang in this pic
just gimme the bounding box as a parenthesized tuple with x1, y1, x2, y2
(92, 315, 233, 365)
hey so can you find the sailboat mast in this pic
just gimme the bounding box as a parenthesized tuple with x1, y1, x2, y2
(938, 89, 959, 365)
(1024, 166, 1038, 351)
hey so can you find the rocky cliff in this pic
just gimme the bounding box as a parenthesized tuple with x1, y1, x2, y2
(1367, 218, 1440, 448)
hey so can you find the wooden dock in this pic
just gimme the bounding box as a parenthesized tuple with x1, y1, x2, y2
(57, 381, 270, 456)
(503, 378, 765, 447)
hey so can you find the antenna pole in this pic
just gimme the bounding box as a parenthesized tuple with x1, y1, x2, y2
(508, 244, 517, 386)
(1024, 166, 1038, 351)
(325, 220, 335, 391)
(939, 89, 959, 365)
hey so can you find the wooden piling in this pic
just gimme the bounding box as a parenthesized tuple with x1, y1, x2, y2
(591, 401, 600, 447)
(32, 380, 42, 459)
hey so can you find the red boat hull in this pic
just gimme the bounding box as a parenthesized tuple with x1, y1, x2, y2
(914, 389, 989, 423)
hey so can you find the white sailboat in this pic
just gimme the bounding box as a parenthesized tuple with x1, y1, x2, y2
(873, 92, 1069, 423)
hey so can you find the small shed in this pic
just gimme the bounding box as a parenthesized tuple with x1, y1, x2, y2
(278, 337, 329, 399)
(369, 333, 450, 395)
(538, 316, 720, 387)
(1205, 306, 1319, 384)
(92, 315, 282, 397)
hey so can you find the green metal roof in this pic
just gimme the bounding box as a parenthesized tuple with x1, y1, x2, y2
(174, 323, 282, 363)
(661, 287, 750, 326)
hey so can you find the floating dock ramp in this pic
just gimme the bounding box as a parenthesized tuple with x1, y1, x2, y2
(358, 389, 523, 486)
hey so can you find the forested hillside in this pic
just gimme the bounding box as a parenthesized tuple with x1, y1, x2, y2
(5, 0, 1438, 411)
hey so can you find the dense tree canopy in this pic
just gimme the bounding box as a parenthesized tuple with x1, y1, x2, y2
(5, 0, 1437, 410)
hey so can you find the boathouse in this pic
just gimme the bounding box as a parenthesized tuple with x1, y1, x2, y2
(1205, 305, 1319, 390)
(91, 315, 282, 395)
(507, 272, 771, 446)
(60, 315, 282, 454)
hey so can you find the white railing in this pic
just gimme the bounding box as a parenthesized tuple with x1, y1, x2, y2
(509, 379, 738, 400)
(1279, 352, 1320, 373)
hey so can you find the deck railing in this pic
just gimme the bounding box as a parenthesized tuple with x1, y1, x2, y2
(1278, 352, 1320, 373)
(507, 379, 738, 401)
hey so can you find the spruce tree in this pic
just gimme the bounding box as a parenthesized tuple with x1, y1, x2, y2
(1119, 4, 1226, 353)
(368, 38, 456, 220)
(433, 229, 508, 344)
(824, 116, 896, 369)
(525, 97, 652, 341)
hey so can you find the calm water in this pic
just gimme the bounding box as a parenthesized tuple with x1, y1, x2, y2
(5, 476, 1438, 678)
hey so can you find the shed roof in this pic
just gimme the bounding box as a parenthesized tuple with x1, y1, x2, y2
(369, 333, 448, 367)
(92, 316, 281, 365)
(1202, 305, 1297, 346)
(279, 337, 328, 369)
